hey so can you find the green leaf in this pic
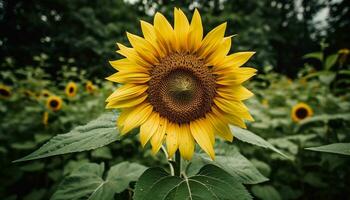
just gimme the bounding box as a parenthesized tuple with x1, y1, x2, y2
(303, 52, 323, 61)
(230, 126, 289, 159)
(91, 146, 112, 160)
(299, 113, 350, 125)
(187, 151, 268, 184)
(324, 54, 339, 70)
(305, 143, 350, 156)
(14, 112, 119, 162)
(134, 164, 252, 200)
(107, 161, 147, 193)
(251, 185, 282, 200)
(52, 161, 147, 200)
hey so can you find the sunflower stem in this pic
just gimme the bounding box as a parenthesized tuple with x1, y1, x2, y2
(174, 151, 181, 177)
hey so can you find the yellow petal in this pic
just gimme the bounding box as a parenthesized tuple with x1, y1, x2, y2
(213, 97, 254, 121)
(140, 112, 160, 147)
(187, 9, 203, 52)
(198, 22, 227, 59)
(121, 103, 153, 134)
(190, 119, 215, 160)
(106, 94, 147, 109)
(117, 43, 152, 68)
(214, 52, 255, 71)
(217, 86, 254, 101)
(166, 122, 179, 158)
(106, 84, 148, 102)
(212, 106, 247, 128)
(150, 117, 168, 154)
(174, 8, 190, 51)
(206, 36, 232, 66)
(216, 67, 257, 85)
(126, 32, 159, 64)
(106, 71, 150, 84)
(154, 12, 175, 53)
(207, 112, 233, 142)
(178, 124, 195, 160)
(109, 58, 147, 72)
(214, 97, 249, 114)
(140, 20, 165, 57)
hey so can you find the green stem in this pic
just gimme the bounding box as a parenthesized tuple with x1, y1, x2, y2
(174, 151, 181, 177)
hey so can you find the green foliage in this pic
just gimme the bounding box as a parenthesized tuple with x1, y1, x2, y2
(187, 146, 268, 184)
(231, 126, 289, 159)
(51, 162, 147, 200)
(14, 112, 119, 162)
(134, 165, 252, 200)
(306, 143, 350, 156)
(251, 185, 282, 200)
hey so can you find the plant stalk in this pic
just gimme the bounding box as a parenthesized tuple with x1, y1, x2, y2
(174, 150, 181, 177)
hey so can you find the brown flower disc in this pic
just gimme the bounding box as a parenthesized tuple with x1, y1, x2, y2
(148, 53, 216, 124)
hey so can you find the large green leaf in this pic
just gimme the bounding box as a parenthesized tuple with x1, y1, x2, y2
(230, 126, 289, 159)
(14, 112, 119, 162)
(51, 162, 147, 200)
(324, 54, 339, 70)
(187, 148, 268, 184)
(134, 164, 252, 200)
(303, 52, 323, 61)
(305, 143, 350, 156)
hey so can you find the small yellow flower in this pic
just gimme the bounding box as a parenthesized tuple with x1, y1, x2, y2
(338, 48, 349, 66)
(43, 111, 49, 126)
(291, 103, 313, 122)
(338, 48, 350, 55)
(85, 81, 96, 94)
(65, 82, 78, 97)
(0, 84, 11, 99)
(41, 89, 51, 98)
(46, 96, 63, 111)
(106, 8, 256, 160)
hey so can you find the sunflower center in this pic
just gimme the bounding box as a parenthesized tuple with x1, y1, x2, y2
(50, 100, 59, 108)
(69, 87, 74, 93)
(0, 89, 10, 97)
(296, 107, 308, 119)
(148, 53, 216, 124)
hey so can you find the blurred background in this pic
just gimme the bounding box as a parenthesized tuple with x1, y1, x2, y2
(0, 0, 349, 200)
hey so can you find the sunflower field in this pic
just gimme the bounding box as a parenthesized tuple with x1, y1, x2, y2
(1, 1, 350, 200)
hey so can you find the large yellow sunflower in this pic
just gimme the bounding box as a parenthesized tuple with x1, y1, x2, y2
(106, 8, 256, 160)
(65, 82, 78, 97)
(291, 102, 313, 122)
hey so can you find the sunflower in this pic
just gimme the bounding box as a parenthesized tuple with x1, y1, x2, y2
(0, 84, 11, 98)
(41, 89, 51, 98)
(46, 96, 63, 112)
(65, 82, 78, 97)
(106, 8, 256, 160)
(85, 81, 96, 94)
(291, 103, 313, 122)
(338, 48, 349, 66)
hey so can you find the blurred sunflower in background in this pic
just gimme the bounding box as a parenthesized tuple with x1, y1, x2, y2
(85, 81, 96, 94)
(0, 84, 11, 99)
(65, 82, 78, 97)
(291, 102, 313, 122)
(40, 89, 51, 98)
(46, 96, 63, 112)
(106, 8, 256, 160)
